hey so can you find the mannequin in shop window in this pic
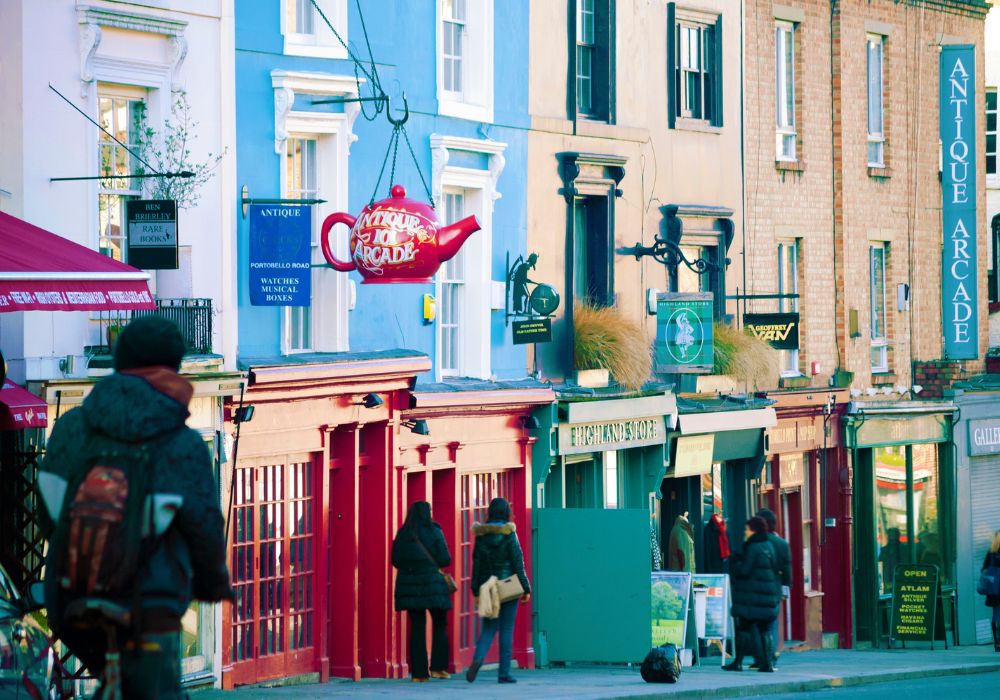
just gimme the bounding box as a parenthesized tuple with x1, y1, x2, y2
(668, 512, 696, 573)
(704, 513, 731, 574)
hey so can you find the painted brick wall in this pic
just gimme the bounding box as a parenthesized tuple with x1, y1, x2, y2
(745, 0, 989, 394)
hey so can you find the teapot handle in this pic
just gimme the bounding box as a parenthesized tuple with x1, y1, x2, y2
(321, 212, 358, 272)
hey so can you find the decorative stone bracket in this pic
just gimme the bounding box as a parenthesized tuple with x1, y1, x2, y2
(271, 71, 362, 155)
(78, 6, 188, 97)
(429, 134, 508, 211)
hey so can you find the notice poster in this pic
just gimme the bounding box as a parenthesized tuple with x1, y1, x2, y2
(248, 204, 312, 306)
(651, 572, 691, 647)
(890, 564, 938, 643)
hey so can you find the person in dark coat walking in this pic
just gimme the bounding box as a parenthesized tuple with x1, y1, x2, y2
(37, 317, 232, 699)
(704, 513, 731, 574)
(756, 508, 791, 667)
(723, 517, 781, 673)
(983, 530, 1000, 652)
(391, 501, 454, 681)
(466, 497, 531, 684)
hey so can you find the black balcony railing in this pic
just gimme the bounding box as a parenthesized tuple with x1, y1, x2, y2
(98, 298, 214, 355)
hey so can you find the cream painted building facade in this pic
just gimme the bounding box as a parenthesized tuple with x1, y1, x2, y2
(526, 0, 744, 381)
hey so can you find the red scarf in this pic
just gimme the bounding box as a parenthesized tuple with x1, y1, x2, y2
(712, 513, 731, 559)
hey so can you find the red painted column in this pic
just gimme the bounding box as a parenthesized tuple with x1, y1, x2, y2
(512, 433, 536, 670)
(316, 446, 331, 682)
(328, 425, 361, 680)
(431, 467, 459, 672)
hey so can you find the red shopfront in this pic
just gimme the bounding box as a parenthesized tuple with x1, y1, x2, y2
(221, 355, 553, 687)
(761, 389, 850, 650)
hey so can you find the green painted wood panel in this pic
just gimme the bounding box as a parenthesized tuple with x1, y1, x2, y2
(534, 508, 651, 663)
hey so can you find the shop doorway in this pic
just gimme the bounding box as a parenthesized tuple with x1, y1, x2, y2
(227, 455, 318, 685)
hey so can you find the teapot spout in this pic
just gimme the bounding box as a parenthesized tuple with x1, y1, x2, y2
(437, 215, 481, 262)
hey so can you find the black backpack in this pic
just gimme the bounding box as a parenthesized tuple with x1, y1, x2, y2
(640, 643, 682, 683)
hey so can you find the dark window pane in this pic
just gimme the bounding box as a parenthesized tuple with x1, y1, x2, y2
(987, 90, 997, 110)
(988, 155, 996, 175)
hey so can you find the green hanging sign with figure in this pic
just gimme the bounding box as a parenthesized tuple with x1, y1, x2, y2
(655, 292, 714, 374)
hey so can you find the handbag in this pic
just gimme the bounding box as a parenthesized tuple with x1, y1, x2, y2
(978, 564, 1000, 597)
(412, 532, 458, 594)
(496, 574, 525, 603)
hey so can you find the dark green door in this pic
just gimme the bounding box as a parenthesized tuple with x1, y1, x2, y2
(534, 508, 650, 664)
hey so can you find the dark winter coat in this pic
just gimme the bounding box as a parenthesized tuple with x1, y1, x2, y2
(391, 522, 453, 611)
(470, 522, 531, 597)
(38, 372, 231, 623)
(767, 532, 792, 587)
(983, 550, 1000, 608)
(729, 532, 781, 622)
(703, 516, 730, 574)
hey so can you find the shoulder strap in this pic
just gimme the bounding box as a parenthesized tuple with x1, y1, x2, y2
(411, 530, 438, 567)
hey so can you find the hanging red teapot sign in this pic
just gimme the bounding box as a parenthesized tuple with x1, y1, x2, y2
(320, 185, 480, 284)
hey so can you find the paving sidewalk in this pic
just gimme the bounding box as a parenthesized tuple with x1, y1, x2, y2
(190, 645, 1000, 699)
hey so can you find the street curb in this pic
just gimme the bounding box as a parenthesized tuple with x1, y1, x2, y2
(606, 661, 1000, 699)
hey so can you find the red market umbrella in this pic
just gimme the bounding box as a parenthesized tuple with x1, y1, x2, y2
(0, 210, 154, 312)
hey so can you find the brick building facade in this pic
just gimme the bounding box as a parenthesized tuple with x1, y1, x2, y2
(746, 0, 989, 394)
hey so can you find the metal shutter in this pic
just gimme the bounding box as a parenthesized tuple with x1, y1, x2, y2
(971, 455, 1000, 644)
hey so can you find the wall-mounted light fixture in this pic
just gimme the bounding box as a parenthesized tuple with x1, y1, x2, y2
(519, 415, 540, 431)
(356, 392, 383, 409)
(402, 419, 430, 436)
(234, 405, 255, 424)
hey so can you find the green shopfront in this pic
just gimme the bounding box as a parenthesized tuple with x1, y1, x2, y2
(530, 389, 677, 666)
(844, 402, 957, 647)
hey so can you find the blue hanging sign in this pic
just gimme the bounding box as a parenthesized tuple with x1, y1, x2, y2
(248, 204, 312, 307)
(940, 45, 979, 359)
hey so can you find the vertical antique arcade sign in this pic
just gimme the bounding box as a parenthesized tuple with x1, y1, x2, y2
(939, 45, 978, 359)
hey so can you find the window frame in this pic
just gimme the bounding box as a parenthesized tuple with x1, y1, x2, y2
(777, 239, 801, 377)
(869, 242, 889, 373)
(668, 4, 723, 130)
(986, 88, 997, 180)
(437, 189, 468, 378)
(282, 135, 319, 354)
(775, 21, 797, 161)
(866, 33, 886, 168)
(576, 0, 596, 116)
(568, 0, 615, 123)
(436, 0, 494, 123)
(282, 0, 349, 60)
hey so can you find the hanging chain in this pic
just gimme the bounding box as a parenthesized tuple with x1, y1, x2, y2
(400, 126, 435, 208)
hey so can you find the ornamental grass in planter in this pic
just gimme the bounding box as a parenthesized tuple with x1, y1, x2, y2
(713, 321, 779, 389)
(574, 303, 652, 391)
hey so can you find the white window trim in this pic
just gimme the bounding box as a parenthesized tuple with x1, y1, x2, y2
(777, 239, 800, 377)
(775, 21, 797, 162)
(281, 0, 349, 60)
(866, 33, 886, 168)
(870, 243, 889, 373)
(436, 0, 494, 123)
(987, 87, 998, 184)
(430, 134, 506, 380)
(273, 70, 361, 355)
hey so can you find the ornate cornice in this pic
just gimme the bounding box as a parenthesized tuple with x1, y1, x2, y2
(270, 70, 362, 155)
(428, 134, 508, 210)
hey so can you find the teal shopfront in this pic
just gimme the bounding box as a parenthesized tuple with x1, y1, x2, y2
(843, 402, 957, 648)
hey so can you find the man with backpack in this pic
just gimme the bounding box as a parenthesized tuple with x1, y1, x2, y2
(37, 317, 232, 699)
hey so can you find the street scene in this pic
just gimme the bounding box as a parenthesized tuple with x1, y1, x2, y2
(2, 0, 1000, 698)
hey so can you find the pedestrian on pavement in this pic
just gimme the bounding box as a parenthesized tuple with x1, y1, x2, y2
(391, 500, 454, 682)
(983, 530, 1000, 652)
(723, 516, 780, 673)
(756, 507, 791, 668)
(37, 316, 233, 700)
(667, 512, 696, 572)
(466, 497, 531, 684)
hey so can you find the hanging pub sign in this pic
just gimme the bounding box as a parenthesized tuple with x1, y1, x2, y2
(654, 292, 714, 374)
(248, 204, 311, 306)
(321, 184, 480, 283)
(940, 45, 979, 360)
(744, 313, 799, 350)
(125, 200, 178, 269)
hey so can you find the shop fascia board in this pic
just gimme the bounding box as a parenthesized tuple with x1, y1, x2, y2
(678, 407, 777, 435)
(561, 392, 677, 429)
(32, 370, 245, 405)
(410, 387, 556, 410)
(846, 400, 956, 416)
(766, 388, 849, 411)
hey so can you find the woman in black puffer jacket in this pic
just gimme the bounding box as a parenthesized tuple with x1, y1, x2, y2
(466, 497, 531, 684)
(723, 516, 781, 673)
(391, 501, 453, 682)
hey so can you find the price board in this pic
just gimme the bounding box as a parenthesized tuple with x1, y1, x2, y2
(692, 573, 733, 666)
(890, 564, 938, 644)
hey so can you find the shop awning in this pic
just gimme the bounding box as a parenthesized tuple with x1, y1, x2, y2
(0, 379, 48, 430)
(0, 210, 154, 312)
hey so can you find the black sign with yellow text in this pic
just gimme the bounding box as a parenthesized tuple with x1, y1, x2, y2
(512, 318, 552, 345)
(890, 564, 938, 643)
(744, 313, 799, 350)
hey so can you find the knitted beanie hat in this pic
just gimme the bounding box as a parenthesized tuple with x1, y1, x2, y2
(114, 316, 186, 371)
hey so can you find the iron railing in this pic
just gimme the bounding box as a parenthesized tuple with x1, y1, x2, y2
(98, 298, 214, 355)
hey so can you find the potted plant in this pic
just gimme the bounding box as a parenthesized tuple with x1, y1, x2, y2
(712, 322, 779, 390)
(987, 346, 1000, 374)
(106, 320, 125, 350)
(573, 303, 652, 390)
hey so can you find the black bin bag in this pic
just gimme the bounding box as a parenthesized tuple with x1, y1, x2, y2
(640, 643, 682, 683)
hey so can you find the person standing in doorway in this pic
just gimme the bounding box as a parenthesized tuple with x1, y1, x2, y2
(391, 501, 454, 682)
(723, 517, 781, 673)
(756, 508, 791, 668)
(467, 497, 531, 684)
(983, 530, 1000, 652)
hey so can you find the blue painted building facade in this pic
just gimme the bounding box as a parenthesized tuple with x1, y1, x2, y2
(226, 1, 551, 686)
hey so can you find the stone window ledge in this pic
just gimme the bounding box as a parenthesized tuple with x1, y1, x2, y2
(775, 160, 805, 173)
(868, 166, 892, 179)
(871, 372, 897, 386)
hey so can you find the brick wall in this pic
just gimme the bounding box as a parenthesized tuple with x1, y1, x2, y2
(913, 359, 973, 398)
(745, 0, 989, 393)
